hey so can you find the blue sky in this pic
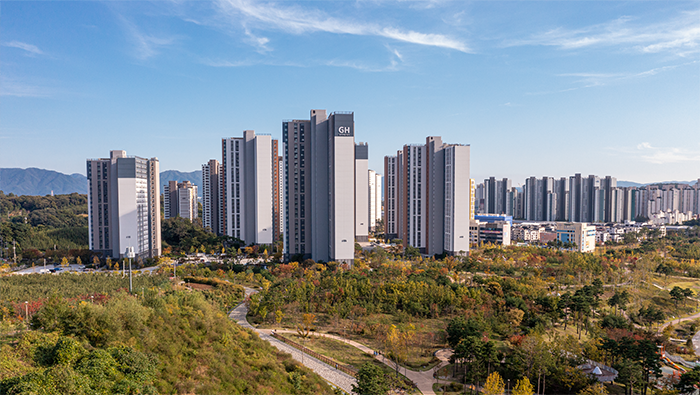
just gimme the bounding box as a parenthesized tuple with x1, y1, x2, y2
(1, 0, 699, 185)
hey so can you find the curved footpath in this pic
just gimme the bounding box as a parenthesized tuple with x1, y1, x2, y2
(229, 288, 356, 394)
(229, 287, 454, 395)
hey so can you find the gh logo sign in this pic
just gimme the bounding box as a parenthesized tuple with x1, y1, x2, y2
(338, 126, 351, 134)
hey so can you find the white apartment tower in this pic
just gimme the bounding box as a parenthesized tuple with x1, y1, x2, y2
(284, 110, 356, 264)
(164, 180, 198, 221)
(355, 143, 370, 242)
(368, 169, 383, 232)
(202, 159, 223, 235)
(221, 130, 277, 245)
(86, 150, 161, 259)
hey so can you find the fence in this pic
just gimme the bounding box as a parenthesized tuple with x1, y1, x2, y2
(270, 332, 358, 377)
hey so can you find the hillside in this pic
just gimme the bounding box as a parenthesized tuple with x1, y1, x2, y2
(0, 274, 335, 395)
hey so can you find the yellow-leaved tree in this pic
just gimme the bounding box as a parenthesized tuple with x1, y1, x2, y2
(61, 257, 69, 267)
(513, 377, 534, 395)
(483, 372, 505, 395)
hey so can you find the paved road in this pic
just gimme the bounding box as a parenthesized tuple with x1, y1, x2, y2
(229, 288, 356, 394)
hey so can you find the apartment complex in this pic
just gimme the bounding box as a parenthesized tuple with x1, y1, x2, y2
(508, 175, 700, 224)
(384, 136, 470, 256)
(163, 180, 198, 221)
(86, 150, 161, 259)
(201, 159, 222, 235)
(220, 130, 280, 245)
(283, 110, 357, 264)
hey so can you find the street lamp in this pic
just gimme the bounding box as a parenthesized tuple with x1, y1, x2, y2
(125, 246, 135, 294)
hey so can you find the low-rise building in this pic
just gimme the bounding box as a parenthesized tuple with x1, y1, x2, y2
(556, 222, 596, 252)
(470, 220, 511, 246)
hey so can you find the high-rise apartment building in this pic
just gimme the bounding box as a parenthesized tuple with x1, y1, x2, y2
(384, 155, 399, 240)
(202, 159, 222, 235)
(484, 177, 512, 215)
(272, 140, 282, 245)
(368, 170, 383, 232)
(283, 110, 356, 264)
(221, 130, 278, 245)
(384, 137, 470, 256)
(86, 150, 161, 259)
(355, 143, 369, 242)
(163, 180, 198, 221)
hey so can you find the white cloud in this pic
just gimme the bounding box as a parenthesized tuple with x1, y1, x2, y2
(508, 9, 700, 56)
(611, 142, 700, 165)
(3, 41, 43, 55)
(214, 0, 470, 52)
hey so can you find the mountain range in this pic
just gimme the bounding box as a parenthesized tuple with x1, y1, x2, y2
(1, 168, 202, 197)
(1, 168, 696, 197)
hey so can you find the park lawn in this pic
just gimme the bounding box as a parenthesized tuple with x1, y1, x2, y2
(548, 321, 592, 342)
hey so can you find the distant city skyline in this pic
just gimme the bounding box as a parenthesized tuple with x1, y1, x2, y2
(2, 1, 698, 183)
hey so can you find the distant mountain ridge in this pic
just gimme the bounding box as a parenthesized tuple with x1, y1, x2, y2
(160, 170, 203, 197)
(1, 168, 202, 197)
(0, 168, 88, 196)
(618, 180, 697, 188)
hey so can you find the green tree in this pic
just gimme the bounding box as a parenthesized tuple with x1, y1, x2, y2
(446, 316, 483, 348)
(676, 366, 700, 394)
(352, 362, 389, 395)
(670, 286, 686, 308)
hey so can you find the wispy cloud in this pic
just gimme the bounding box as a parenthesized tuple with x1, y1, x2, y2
(200, 58, 257, 67)
(556, 61, 696, 89)
(610, 142, 700, 165)
(356, 0, 452, 9)
(3, 41, 43, 56)
(0, 76, 51, 98)
(214, 0, 470, 52)
(115, 13, 177, 60)
(508, 9, 700, 56)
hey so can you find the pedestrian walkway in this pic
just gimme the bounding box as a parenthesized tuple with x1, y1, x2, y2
(229, 288, 356, 394)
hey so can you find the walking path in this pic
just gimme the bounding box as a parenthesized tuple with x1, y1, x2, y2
(229, 287, 456, 394)
(260, 328, 453, 395)
(229, 288, 356, 394)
